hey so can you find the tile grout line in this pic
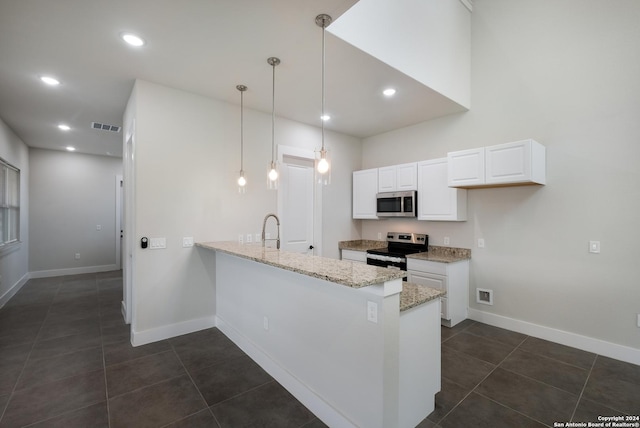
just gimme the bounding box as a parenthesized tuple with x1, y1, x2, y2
(167, 339, 223, 428)
(569, 355, 598, 422)
(434, 330, 529, 425)
(0, 279, 62, 425)
(99, 273, 113, 428)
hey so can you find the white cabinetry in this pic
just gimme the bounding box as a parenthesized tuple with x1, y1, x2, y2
(407, 258, 469, 327)
(485, 139, 546, 186)
(352, 169, 379, 219)
(417, 158, 467, 221)
(378, 162, 418, 192)
(447, 148, 485, 188)
(448, 139, 545, 188)
(341, 249, 366, 264)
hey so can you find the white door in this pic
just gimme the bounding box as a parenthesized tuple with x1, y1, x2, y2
(278, 153, 315, 254)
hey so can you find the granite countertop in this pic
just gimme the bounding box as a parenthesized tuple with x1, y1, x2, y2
(196, 241, 406, 288)
(339, 240, 471, 263)
(338, 239, 387, 251)
(400, 283, 446, 312)
(406, 246, 471, 263)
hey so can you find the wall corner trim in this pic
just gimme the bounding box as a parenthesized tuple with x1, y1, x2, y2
(468, 309, 640, 366)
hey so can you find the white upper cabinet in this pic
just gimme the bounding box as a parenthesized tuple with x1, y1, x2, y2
(418, 158, 467, 221)
(485, 140, 546, 186)
(448, 139, 546, 188)
(353, 168, 379, 219)
(378, 162, 418, 193)
(447, 148, 485, 187)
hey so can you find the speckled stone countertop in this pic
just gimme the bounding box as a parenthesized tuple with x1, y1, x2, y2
(338, 240, 471, 263)
(338, 240, 386, 251)
(196, 241, 406, 288)
(400, 283, 446, 312)
(407, 246, 471, 263)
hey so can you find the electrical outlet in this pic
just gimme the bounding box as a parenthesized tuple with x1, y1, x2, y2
(246, 234, 253, 243)
(96, 225, 102, 231)
(238, 234, 243, 244)
(263, 316, 269, 331)
(182, 237, 194, 248)
(75, 253, 80, 260)
(255, 233, 261, 243)
(377, 232, 382, 240)
(444, 236, 450, 245)
(589, 241, 600, 254)
(367, 301, 378, 323)
(478, 238, 485, 248)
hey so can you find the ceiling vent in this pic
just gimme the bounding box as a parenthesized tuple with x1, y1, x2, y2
(91, 122, 121, 133)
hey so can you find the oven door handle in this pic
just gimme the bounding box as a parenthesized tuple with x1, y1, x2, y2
(366, 253, 404, 263)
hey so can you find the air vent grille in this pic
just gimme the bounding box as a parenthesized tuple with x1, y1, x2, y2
(91, 122, 121, 133)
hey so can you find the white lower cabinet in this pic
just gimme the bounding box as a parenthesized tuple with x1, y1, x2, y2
(407, 258, 469, 327)
(341, 249, 366, 264)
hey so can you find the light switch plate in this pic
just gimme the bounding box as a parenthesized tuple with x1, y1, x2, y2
(150, 237, 166, 249)
(246, 234, 253, 243)
(444, 237, 450, 245)
(477, 238, 485, 248)
(589, 241, 600, 254)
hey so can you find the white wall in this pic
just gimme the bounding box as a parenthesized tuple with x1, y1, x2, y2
(127, 80, 361, 342)
(28, 148, 122, 275)
(0, 117, 29, 305)
(360, 0, 640, 351)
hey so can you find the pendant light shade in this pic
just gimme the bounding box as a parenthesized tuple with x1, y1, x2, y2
(316, 14, 332, 185)
(236, 84, 248, 193)
(267, 57, 280, 190)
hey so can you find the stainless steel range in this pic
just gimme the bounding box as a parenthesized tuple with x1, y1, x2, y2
(366, 232, 428, 280)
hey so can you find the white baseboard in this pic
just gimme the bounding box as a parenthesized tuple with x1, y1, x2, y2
(29, 264, 119, 279)
(131, 315, 216, 347)
(468, 309, 640, 366)
(0, 272, 30, 308)
(216, 316, 356, 428)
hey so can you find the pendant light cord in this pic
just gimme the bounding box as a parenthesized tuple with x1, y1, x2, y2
(240, 89, 244, 171)
(321, 23, 326, 151)
(271, 60, 276, 163)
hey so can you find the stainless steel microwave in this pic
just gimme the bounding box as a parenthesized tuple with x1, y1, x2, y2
(376, 191, 417, 217)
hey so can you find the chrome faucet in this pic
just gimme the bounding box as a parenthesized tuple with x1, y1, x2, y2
(261, 213, 281, 249)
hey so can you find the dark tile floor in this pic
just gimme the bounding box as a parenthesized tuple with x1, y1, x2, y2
(1, 272, 638, 427)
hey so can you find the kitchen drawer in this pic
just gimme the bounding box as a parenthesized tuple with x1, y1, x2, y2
(406, 259, 447, 276)
(341, 249, 366, 263)
(440, 297, 449, 320)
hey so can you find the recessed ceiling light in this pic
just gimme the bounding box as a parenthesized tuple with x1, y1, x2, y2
(40, 76, 61, 86)
(58, 124, 71, 131)
(65, 146, 76, 152)
(321, 115, 331, 121)
(383, 88, 397, 97)
(121, 33, 145, 47)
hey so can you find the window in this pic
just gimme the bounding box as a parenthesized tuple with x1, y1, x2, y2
(0, 158, 20, 247)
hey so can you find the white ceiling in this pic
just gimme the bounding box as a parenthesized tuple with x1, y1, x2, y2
(0, 0, 466, 158)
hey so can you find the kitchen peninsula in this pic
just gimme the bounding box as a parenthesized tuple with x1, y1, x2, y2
(196, 241, 444, 428)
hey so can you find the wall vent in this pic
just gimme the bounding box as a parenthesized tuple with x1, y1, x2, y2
(91, 122, 121, 133)
(476, 288, 494, 305)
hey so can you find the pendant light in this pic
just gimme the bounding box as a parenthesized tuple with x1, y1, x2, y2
(236, 84, 248, 193)
(267, 57, 280, 190)
(316, 14, 332, 185)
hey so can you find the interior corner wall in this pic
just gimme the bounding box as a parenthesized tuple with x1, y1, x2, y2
(360, 0, 640, 350)
(130, 80, 361, 338)
(29, 148, 122, 274)
(0, 117, 29, 303)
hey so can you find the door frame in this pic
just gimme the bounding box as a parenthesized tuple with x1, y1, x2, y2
(277, 145, 323, 256)
(115, 175, 123, 270)
(123, 128, 135, 325)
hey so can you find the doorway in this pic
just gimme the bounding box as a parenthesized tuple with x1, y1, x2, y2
(277, 146, 323, 255)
